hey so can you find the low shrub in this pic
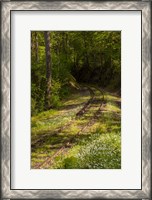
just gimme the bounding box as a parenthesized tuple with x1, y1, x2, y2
(59, 131, 121, 169)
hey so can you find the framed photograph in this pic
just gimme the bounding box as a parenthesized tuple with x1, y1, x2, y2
(1, 0, 151, 199)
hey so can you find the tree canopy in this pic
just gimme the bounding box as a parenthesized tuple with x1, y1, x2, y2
(31, 31, 121, 115)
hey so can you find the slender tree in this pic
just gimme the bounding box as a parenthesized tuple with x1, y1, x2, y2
(44, 31, 52, 110)
(35, 32, 39, 63)
(83, 32, 90, 68)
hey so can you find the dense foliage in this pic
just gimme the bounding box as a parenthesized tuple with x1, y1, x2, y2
(31, 31, 121, 115)
(31, 32, 121, 169)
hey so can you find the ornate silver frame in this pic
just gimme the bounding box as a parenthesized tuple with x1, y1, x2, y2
(1, 1, 151, 199)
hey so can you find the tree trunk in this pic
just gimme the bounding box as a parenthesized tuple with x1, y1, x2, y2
(31, 32, 35, 54)
(44, 31, 52, 110)
(35, 32, 39, 63)
(83, 32, 90, 68)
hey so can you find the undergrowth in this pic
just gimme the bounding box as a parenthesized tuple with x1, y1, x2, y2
(52, 128, 121, 169)
(31, 91, 121, 169)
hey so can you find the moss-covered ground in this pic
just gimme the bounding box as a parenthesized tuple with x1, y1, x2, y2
(31, 88, 121, 169)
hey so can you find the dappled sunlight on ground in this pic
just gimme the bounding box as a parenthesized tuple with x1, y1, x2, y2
(31, 89, 121, 169)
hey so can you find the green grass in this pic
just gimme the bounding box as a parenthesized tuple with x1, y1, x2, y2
(31, 90, 121, 169)
(51, 95, 121, 169)
(53, 131, 121, 169)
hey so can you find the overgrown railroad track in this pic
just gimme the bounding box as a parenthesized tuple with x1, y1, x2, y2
(33, 86, 105, 169)
(31, 86, 95, 149)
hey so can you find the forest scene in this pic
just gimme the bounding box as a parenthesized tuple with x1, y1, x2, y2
(31, 31, 121, 169)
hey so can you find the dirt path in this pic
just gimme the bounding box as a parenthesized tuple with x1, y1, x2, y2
(32, 86, 105, 169)
(31, 87, 121, 169)
(31, 86, 95, 149)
